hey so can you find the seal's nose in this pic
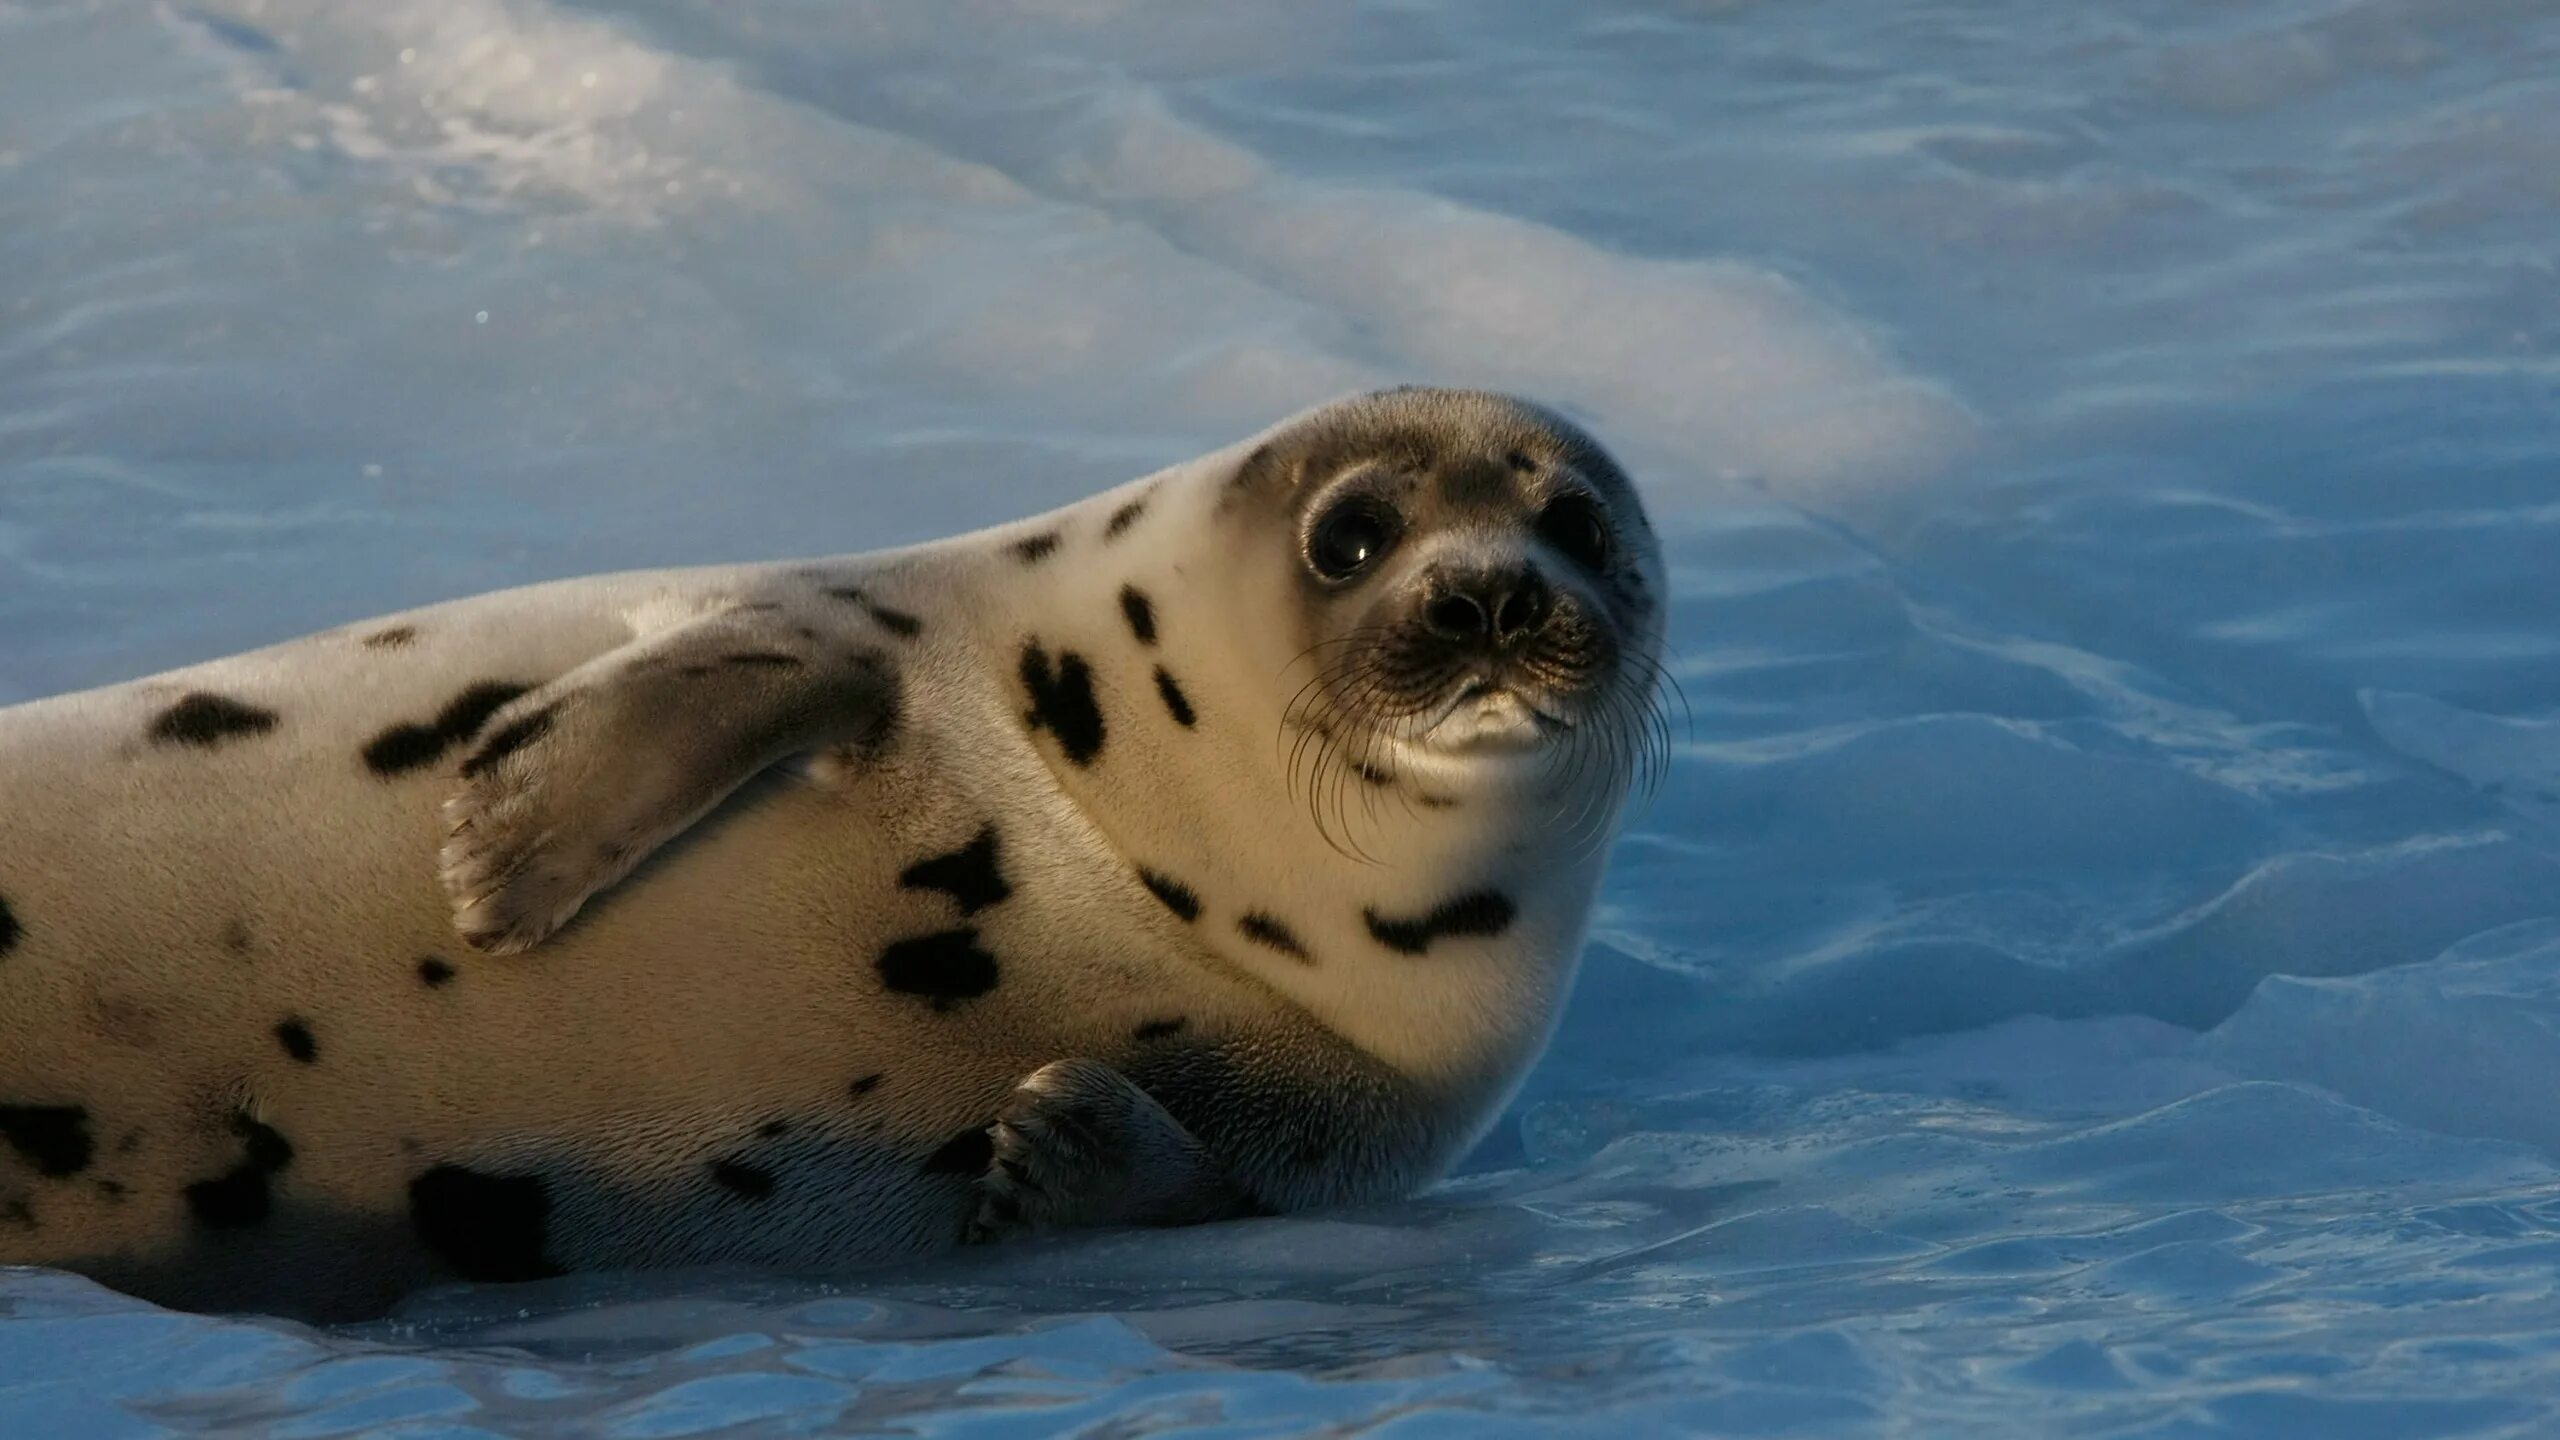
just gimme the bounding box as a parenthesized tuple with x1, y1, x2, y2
(1421, 566, 1552, 648)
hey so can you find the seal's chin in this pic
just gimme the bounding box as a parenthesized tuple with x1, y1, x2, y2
(1413, 681, 1572, 755)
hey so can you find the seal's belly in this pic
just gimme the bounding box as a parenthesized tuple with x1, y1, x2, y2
(0, 570, 1242, 1318)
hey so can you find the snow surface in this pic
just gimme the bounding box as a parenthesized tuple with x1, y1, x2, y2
(5, 0, 2560, 1432)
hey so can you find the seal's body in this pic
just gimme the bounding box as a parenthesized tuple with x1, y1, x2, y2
(0, 390, 1663, 1319)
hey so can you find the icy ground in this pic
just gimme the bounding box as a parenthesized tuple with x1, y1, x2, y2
(5, 0, 2560, 1433)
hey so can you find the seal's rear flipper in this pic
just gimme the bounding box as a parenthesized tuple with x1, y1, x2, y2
(438, 598, 899, 954)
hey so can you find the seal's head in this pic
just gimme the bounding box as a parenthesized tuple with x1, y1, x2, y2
(1225, 388, 1667, 828)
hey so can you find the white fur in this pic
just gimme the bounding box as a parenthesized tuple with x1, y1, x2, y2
(0, 392, 1658, 1319)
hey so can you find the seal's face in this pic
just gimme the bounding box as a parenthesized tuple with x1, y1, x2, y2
(1241, 389, 1665, 801)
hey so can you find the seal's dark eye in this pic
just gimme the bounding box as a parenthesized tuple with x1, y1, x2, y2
(1537, 494, 1611, 572)
(1308, 500, 1400, 581)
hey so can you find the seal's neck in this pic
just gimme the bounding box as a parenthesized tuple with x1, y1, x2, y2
(967, 462, 1623, 1093)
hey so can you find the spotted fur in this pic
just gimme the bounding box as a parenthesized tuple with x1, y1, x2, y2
(1020, 642, 1106, 766)
(1236, 912, 1311, 963)
(150, 693, 276, 749)
(1364, 890, 1518, 955)
(1104, 495, 1149, 539)
(184, 1112, 293, 1230)
(876, 929, 1000, 1008)
(0, 1106, 92, 1178)
(273, 1017, 318, 1063)
(363, 681, 533, 778)
(1119, 586, 1158, 645)
(0, 387, 1662, 1319)
(898, 826, 1010, 915)
(1140, 869, 1201, 922)
(1153, 668, 1197, 728)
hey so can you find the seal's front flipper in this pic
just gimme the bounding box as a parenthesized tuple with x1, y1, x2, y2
(969, 1058, 1248, 1241)
(438, 602, 897, 953)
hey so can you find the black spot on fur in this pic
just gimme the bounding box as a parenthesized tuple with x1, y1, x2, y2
(1237, 912, 1312, 962)
(185, 1169, 268, 1228)
(0, 1106, 92, 1178)
(876, 929, 999, 1009)
(96, 1179, 127, 1200)
(1154, 668, 1197, 728)
(849, 1073, 883, 1098)
(921, 1126, 994, 1177)
(709, 1159, 775, 1200)
(410, 1165, 558, 1283)
(417, 956, 455, 987)
(898, 826, 1010, 915)
(239, 1117, 291, 1171)
(361, 724, 446, 777)
(1134, 1017, 1188, 1042)
(150, 692, 277, 749)
(1105, 496, 1148, 539)
(1119, 586, 1157, 645)
(1, 1199, 29, 1230)
(757, 1119, 790, 1139)
(1506, 449, 1537, 473)
(273, 1017, 317, 1064)
(1010, 531, 1061, 564)
(1020, 642, 1105, 766)
(1364, 890, 1518, 955)
(220, 919, 253, 955)
(0, 893, 17, 959)
(1140, 870, 1200, 923)
(732, 601, 784, 614)
(363, 680, 533, 777)
(430, 681, 529, 744)
(362, 626, 417, 649)
(824, 587, 922, 639)
(185, 1113, 293, 1230)
(725, 651, 802, 668)
(459, 704, 556, 780)
(435, 681, 529, 732)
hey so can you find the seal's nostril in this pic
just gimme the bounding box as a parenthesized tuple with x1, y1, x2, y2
(1426, 592, 1488, 639)
(1493, 574, 1550, 641)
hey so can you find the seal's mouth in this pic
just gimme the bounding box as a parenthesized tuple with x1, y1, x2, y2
(1281, 608, 1668, 852)
(1322, 606, 1621, 760)
(1415, 676, 1574, 753)
(1280, 578, 1668, 849)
